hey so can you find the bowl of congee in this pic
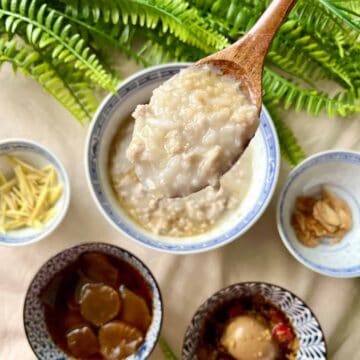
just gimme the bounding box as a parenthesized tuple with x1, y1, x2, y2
(86, 63, 280, 253)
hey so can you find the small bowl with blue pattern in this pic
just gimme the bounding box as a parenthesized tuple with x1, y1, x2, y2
(23, 242, 163, 360)
(182, 282, 327, 360)
(0, 139, 70, 246)
(277, 150, 360, 278)
(85, 63, 280, 254)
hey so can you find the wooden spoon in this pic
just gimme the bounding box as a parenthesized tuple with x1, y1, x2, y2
(197, 0, 297, 111)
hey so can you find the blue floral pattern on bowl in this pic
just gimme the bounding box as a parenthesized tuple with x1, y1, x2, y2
(23, 243, 163, 360)
(85, 63, 280, 254)
(182, 282, 327, 360)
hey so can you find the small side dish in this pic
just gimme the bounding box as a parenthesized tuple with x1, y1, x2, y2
(277, 150, 360, 278)
(42, 251, 152, 360)
(291, 187, 352, 247)
(0, 156, 63, 233)
(183, 283, 327, 360)
(196, 294, 298, 360)
(127, 65, 259, 198)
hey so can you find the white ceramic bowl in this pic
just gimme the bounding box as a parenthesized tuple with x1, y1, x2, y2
(0, 139, 70, 246)
(277, 150, 360, 278)
(85, 63, 280, 254)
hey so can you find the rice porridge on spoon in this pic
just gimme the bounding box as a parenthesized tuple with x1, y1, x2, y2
(109, 117, 253, 237)
(126, 65, 259, 198)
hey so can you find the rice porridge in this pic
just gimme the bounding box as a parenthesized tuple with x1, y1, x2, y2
(126, 65, 258, 198)
(109, 117, 253, 237)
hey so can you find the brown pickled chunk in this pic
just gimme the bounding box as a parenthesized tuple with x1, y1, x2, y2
(66, 326, 99, 358)
(291, 188, 352, 247)
(80, 284, 121, 326)
(99, 321, 143, 360)
(81, 252, 120, 287)
(119, 286, 151, 333)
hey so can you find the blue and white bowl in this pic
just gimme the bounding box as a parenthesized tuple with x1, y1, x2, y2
(182, 282, 327, 360)
(85, 63, 280, 254)
(23, 242, 163, 360)
(0, 139, 70, 246)
(277, 150, 360, 278)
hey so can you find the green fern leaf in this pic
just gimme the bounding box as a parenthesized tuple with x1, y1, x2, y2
(275, 18, 355, 89)
(159, 337, 178, 360)
(61, 0, 229, 53)
(137, 27, 205, 64)
(263, 68, 360, 117)
(0, 0, 117, 91)
(264, 95, 306, 167)
(52, 8, 148, 66)
(0, 36, 97, 123)
(294, 0, 359, 47)
(317, 0, 360, 32)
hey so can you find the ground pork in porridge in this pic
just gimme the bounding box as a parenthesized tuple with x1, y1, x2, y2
(110, 118, 253, 237)
(126, 65, 258, 198)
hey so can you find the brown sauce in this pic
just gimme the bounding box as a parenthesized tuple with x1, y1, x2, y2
(41, 252, 153, 360)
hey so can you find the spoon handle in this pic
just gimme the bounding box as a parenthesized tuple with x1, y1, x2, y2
(203, 0, 297, 75)
(245, 0, 297, 57)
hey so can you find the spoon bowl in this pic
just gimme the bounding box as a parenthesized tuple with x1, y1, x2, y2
(198, 0, 297, 111)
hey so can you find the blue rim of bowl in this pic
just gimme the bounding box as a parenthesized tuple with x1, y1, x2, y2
(182, 281, 328, 359)
(23, 242, 163, 360)
(85, 63, 280, 254)
(277, 149, 360, 278)
(0, 139, 70, 247)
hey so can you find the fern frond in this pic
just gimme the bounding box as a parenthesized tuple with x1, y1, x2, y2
(0, 0, 117, 91)
(274, 19, 355, 89)
(61, 0, 229, 53)
(190, 0, 264, 38)
(159, 337, 178, 360)
(263, 68, 359, 117)
(0, 36, 97, 123)
(317, 0, 360, 32)
(137, 28, 205, 64)
(51, 8, 148, 66)
(294, 0, 359, 47)
(266, 47, 320, 86)
(264, 95, 306, 167)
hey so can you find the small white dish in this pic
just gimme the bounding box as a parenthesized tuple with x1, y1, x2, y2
(85, 63, 280, 254)
(277, 150, 360, 278)
(0, 139, 70, 246)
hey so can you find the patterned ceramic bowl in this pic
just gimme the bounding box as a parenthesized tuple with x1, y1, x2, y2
(0, 139, 70, 246)
(85, 63, 280, 254)
(182, 282, 327, 360)
(277, 150, 360, 278)
(23, 243, 163, 360)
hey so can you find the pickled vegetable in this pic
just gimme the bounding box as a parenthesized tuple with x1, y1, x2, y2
(119, 286, 151, 333)
(81, 252, 120, 287)
(80, 284, 121, 326)
(99, 321, 143, 360)
(66, 326, 99, 358)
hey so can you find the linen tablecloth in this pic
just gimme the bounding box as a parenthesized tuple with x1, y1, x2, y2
(1, 60, 360, 360)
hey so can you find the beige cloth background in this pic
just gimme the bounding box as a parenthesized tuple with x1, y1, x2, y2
(0, 60, 360, 360)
